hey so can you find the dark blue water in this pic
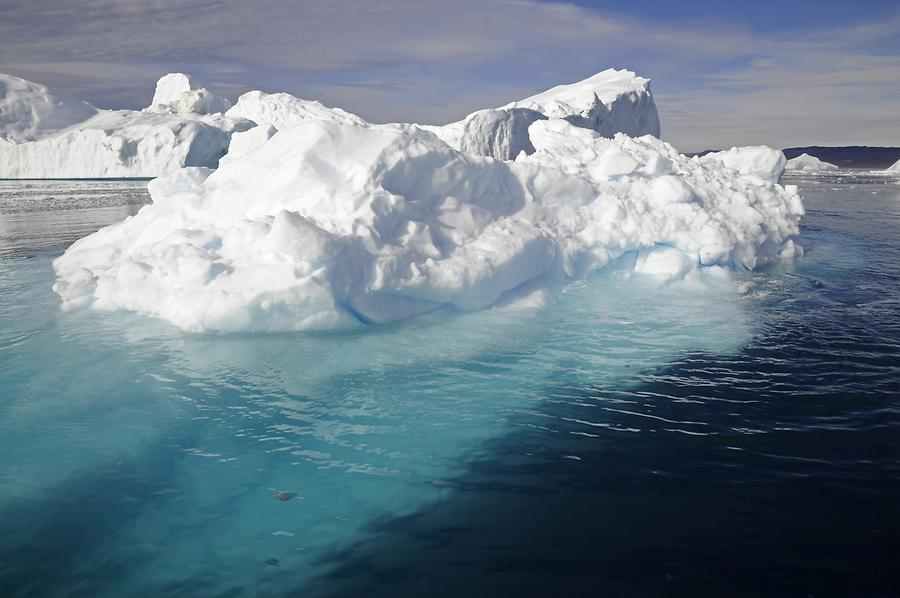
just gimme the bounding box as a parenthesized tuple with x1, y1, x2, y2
(0, 173, 898, 597)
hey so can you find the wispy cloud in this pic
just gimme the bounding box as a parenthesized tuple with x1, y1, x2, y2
(1, 0, 897, 150)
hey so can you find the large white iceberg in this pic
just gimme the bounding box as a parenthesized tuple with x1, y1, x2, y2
(0, 73, 252, 178)
(424, 69, 660, 161)
(785, 153, 839, 172)
(52, 117, 803, 333)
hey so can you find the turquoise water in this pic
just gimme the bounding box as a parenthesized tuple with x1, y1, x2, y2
(1, 174, 898, 596)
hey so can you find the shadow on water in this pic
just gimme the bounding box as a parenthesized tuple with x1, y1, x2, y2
(295, 295, 900, 596)
(0, 447, 182, 598)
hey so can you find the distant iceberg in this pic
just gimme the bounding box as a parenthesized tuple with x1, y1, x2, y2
(0, 73, 252, 178)
(785, 153, 839, 172)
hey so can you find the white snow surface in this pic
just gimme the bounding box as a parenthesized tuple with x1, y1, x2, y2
(0, 74, 97, 143)
(785, 153, 839, 172)
(0, 109, 253, 178)
(701, 146, 787, 183)
(424, 69, 660, 161)
(885, 158, 900, 173)
(145, 73, 231, 115)
(53, 118, 804, 333)
(225, 90, 366, 130)
(0, 73, 252, 178)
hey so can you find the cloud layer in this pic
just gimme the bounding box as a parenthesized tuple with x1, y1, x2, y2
(1, 0, 898, 150)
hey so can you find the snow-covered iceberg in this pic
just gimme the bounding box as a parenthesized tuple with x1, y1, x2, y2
(700, 146, 787, 184)
(785, 153, 839, 172)
(0, 74, 98, 143)
(0, 73, 252, 178)
(424, 69, 660, 160)
(145, 73, 231, 115)
(53, 117, 803, 333)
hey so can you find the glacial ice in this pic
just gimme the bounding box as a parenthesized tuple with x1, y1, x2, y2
(52, 117, 804, 333)
(424, 69, 660, 161)
(145, 73, 231, 115)
(0, 73, 97, 143)
(0, 74, 252, 178)
(225, 90, 367, 130)
(701, 146, 787, 183)
(785, 153, 839, 172)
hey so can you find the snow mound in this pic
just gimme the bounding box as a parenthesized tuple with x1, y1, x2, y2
(701, 146, 787, 183)
(145, 73, 231, 115)
(0, 73, 253, 178)
(885, 158, 900, 173)
(225, 90, 366, 130)
(785, 153, 839, 172)
(0, 73, 97, 143)
(53, 118, 804, 333)
(426, 68, 660, 161)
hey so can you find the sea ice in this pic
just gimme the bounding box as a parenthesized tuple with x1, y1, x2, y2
(53, 117, 804, 332)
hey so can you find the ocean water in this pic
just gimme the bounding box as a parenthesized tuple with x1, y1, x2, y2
(0, 173, 898, 597)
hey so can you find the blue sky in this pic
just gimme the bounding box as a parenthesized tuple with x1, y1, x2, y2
(1, 0, 898, 151)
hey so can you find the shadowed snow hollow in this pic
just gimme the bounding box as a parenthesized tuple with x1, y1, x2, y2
(53, 119, 803, 333)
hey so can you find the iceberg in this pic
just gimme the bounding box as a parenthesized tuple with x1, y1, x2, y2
(0, 74, 97, 143)
(0, 73, 252, 178)
(785, 153, 839, 172)
(701, 146, 787, 183)
(53, 117, 804, 333)
(424, 69, 660, 160)
(144, 72, 231, 115)
(886, 158, 900, 173)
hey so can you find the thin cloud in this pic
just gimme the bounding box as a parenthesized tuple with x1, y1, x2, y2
(0, 0, 897, 150)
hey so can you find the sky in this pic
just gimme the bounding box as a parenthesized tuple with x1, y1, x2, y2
(0, 0, 898, 151)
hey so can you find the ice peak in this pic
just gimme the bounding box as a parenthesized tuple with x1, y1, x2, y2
(146, 73, 231, 115)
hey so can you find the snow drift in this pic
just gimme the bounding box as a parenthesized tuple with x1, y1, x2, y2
(53, 118, 803, 333)
(0, 73, 252, 178)
(785, 153, 838, 172)
(424, 69, 660, 161)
